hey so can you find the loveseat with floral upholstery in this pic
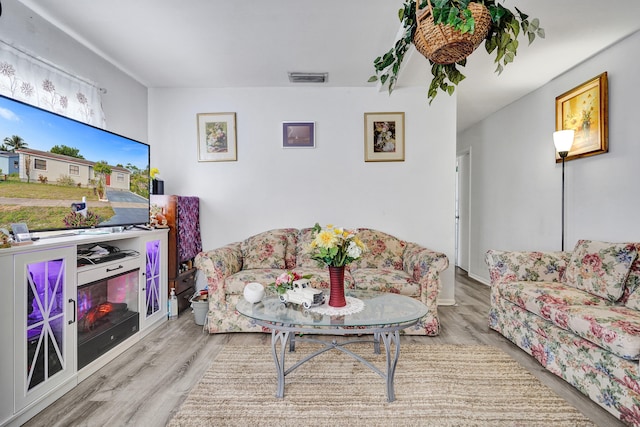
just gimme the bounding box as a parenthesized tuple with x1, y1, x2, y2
(195, 227, 449, 336)
(486, 240, 640, 426)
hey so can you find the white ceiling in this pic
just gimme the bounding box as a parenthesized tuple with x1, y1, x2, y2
(17, 0, 640, 131)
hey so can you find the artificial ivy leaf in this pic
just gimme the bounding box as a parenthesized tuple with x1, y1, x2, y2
(495, 63, 504, 74)
(500, 32, 511, 47)
(485, 36, 498, 53)
(381, 74, 388, 85)
(447, 7, 461, 27)
(530, 18, 540, 31)
(434, 0, 448, 8)
(528, 32, 535, 44)
(515, 7, 528, 21)
(510, 20, 520, 37)
(537, 28, 546, 38)
(368, 76, 378, 83)
(504, 51, 515, 64)
(447, 86, 455, 95)
(506, 40, 518, 52)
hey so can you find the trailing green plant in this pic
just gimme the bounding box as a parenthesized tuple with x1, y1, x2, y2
(369, 0, 544, 104)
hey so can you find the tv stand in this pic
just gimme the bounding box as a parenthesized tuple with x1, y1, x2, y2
(0, 228, 168, 427)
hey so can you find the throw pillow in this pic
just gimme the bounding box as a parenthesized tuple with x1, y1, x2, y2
(350, 229, 406, 270)
(563, 240, 638, 301)
(295, 228, 322, 269)
(241, 230, 287, 270)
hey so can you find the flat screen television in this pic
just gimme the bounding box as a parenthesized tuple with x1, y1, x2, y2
(0, 94, 150, 234)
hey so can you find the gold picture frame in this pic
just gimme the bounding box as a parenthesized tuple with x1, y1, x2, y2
(364, 112, 405, 162)
(197, 112, 237, 162)
(555, 72, 608, 162)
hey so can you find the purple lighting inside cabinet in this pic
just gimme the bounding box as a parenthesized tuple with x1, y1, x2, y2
(27, 260, 65, 341)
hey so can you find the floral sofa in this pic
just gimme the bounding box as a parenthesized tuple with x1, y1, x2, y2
(486, 240, 640, 426)
(195, 227, 449, 336)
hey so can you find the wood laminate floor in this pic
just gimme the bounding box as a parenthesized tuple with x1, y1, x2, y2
(23, 268, 624, 427)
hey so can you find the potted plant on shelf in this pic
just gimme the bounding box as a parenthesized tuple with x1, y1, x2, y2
(369, 0, 545, 104)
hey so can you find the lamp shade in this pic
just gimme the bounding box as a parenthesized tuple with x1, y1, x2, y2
(553, 130, 575, 153)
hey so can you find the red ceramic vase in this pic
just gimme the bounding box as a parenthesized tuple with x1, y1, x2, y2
(328, 265, 347, 307)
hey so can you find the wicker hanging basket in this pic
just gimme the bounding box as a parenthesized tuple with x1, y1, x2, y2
(413, 0, 492, 65)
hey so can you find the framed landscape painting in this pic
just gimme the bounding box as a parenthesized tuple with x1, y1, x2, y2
(282, 122, 315, 148)
(555, 72, 608, 162)
(197, 112, 237, 162)
(364, 112, 405, 162)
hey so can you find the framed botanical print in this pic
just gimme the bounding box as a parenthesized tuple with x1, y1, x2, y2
(197, 112, 237, 162)
(555, 72, 608, 162)
(364, 112, 405, 162)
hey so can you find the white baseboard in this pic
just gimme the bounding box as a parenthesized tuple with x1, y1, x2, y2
(468, 272, 490, 286)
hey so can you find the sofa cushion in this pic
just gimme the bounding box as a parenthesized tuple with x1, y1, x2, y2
(225, 269, 287, 296)
(622, 243, 640, 311)
(545, 305, 640, 360)
(241, 230, 288, 269)
(563, 240, 638, 301)
(496, 281, 640, 360)
(496, 281, 613, 321)
(295, 227, 322, 269)
(282, 228, 299, 270)
(350, 229, 405, 270)
(350, 268, 420, 297)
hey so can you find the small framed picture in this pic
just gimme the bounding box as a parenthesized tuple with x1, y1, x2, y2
(11, 222, 30, 242)
(197, 112, 237, 162)
(282, 122, 315, 148)
(555, 72, 608, 162)
(364, 112, 405, 162)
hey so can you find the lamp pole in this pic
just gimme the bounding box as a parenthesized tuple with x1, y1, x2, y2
(553, 129, 574, 252)
(559, 150, 568, 251)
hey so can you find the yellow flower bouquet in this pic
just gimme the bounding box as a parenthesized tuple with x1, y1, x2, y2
(309, 223, 366, 267)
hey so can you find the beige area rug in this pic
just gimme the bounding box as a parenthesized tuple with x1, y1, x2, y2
(167, 343, 595, 427)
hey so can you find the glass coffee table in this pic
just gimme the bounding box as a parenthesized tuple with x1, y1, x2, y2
(236, 289, 428, 402)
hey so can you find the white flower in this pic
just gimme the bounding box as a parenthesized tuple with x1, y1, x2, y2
(347, 241, 362, 259)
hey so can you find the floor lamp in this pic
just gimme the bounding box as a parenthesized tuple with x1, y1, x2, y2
(553, 130, 575, 251)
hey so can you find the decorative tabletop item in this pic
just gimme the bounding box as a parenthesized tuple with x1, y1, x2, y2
(270, 271, 312, 294)
(0, 229, 11, 248)
(243, 282, 265, 304)
(309, 223, 367, 307)
(269, 271, 323, 308)
(369, 0, 544, 104)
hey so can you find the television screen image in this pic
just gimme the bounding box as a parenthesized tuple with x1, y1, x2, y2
(0, 94, 151, 233)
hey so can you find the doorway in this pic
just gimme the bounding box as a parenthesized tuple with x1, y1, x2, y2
(455, 150, 470, 271)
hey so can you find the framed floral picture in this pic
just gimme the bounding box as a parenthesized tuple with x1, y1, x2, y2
(364, 112, 405, 162)
(555, 72, 608, 162)
(282, 122, 315, 148)
(197, 112, 237, 162)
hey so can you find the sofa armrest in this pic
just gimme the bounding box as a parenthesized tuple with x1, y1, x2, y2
(403, 242, 449, 306)
(485, 249, 570, 285)
(194, 242, 242, 305)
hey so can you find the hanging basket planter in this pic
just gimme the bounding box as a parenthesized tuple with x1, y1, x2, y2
(369, 0, 545, 104)
(412, 0, 492, 64)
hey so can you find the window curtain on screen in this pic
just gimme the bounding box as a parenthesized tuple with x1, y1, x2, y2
(0, 41, 106, 127)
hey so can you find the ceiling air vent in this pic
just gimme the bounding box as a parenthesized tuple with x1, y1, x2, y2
(288, 72, 328, 83)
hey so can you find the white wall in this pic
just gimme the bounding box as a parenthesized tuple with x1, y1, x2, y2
(1, 0, 148, 141)
(4, 0, 458, 303)
(459, 30, 640, 284)
(149, 87, 457, 303)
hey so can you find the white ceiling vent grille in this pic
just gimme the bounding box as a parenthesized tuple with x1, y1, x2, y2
(288, 72, 328, 83)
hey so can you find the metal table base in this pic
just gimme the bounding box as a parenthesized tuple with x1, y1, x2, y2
(255, 320, 418, 403)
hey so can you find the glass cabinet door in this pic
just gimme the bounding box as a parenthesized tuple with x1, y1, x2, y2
(14, 247, 76, 411)
(145, 239, 162, 318)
